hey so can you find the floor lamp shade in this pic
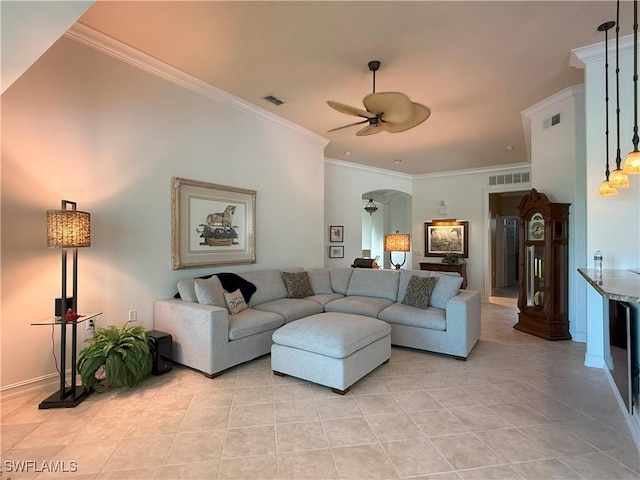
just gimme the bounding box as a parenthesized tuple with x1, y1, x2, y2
(47, 210, 91, 248)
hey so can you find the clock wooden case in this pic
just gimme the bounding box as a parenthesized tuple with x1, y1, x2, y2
(514, 189, 571, 341)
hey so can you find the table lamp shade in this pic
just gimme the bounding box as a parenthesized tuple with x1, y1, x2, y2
(384, 231, 411, 252)
(47, 210, 91, 248)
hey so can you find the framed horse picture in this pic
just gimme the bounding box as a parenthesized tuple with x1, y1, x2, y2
(172, 177, 256, 269)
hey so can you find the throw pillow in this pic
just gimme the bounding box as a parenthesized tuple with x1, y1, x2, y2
(306, 269, 333, 294)
(176, 278, 198, 303)
(224, 289, 248, 315)
(281, 271, 314, 298)
(194, 276, 226, 306)
(402, 276, 439, 309)
(429, 273, 463, 309)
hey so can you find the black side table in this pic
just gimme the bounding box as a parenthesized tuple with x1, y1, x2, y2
(147, 330, 173, 375)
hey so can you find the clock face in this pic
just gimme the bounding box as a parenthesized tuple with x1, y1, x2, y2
(528, 213, 545, 241)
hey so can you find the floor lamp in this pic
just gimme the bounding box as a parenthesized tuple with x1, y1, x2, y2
(384, 230, 411, 269)
(41, 200, 91, 409)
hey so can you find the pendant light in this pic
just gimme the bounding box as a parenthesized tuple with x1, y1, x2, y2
(599, 20, 619, 196)
(623, 0, 640, 175)
(610, 1, 631, 187)
(364, 193, 378, 215)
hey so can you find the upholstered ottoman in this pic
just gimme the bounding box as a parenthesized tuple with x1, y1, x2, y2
(271, 312, 391, 394)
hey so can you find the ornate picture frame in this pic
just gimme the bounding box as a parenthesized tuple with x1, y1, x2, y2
(424, 220, 469, 258)
(329, 225, 344, 243)
(172, 177, 256, 269)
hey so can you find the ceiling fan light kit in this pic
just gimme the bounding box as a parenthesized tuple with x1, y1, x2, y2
(327, 60, 430, 136)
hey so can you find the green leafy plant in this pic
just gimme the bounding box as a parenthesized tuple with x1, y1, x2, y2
(78, 322, 152, 391)
(442, 251, 465, 265)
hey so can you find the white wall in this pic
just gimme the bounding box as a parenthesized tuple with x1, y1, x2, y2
(324, 160, 412, 268)
(1, 36, 326, 389)
(523, 85, 587, 340)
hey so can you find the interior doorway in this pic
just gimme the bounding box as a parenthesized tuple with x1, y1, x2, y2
(488, 191, 528, 305)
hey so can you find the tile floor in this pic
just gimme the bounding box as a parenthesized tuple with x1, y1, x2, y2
(2, 301, 639, 479)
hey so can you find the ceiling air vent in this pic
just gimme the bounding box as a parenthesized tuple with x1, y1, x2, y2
(263, 94, 285, 106)
(489, 172, 530, 186)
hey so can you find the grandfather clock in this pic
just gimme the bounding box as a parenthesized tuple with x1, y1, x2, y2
(514, 189, 571, 340)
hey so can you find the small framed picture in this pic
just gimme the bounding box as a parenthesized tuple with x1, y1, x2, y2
(329, 246, 344, 258)
(329, 225, 344, 243)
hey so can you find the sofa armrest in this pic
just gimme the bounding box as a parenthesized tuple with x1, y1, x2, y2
(445, 289, 481, 357)
(154, 299, 230, 376)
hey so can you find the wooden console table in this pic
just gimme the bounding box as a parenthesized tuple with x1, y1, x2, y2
(419, 262, 467, 289)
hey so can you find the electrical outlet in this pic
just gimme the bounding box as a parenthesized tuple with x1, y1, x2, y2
(128, 310, 137, 322)
(86, 318, 95, 331)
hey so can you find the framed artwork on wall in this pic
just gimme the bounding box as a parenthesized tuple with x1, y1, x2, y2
(172, 177, 256, 269)
(329, 225, 344, 243)
(329, 246, 344, 258)
(424, 220, 469, 258)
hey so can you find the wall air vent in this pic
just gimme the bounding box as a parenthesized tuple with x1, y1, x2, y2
(263, 94, 285, 106)
(489, 171, 530, 186)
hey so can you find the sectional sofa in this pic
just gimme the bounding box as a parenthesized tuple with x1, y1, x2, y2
(154, 267, 481, 378)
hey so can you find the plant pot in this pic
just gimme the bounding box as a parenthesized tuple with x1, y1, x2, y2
(204, 238, 234, 246)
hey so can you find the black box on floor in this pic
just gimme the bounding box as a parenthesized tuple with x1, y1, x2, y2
(147, 330, 173, 375)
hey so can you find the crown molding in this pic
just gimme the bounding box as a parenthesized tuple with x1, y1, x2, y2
(64, 23, 329, 147)
(324, 158, 414, 180)
(570, 34, 634, 69)
(521, 84, 584, 120)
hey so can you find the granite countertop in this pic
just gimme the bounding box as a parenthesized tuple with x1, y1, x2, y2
(578, 268, 640, 303)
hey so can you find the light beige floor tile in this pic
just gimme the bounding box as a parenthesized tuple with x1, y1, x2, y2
(559, 452, 639, 480)
(604, 443, 640, 474)
(509, 459, 583, 480)
(372, 360, 434, 377)
(274, 399, 319, 424)
(143, 392, 194, 412)
(236, 355, 271, 374)
(272, 383, 312, 402)
(35, 440, 119, 477)
(71, 415, 133, 443)
(234, 372, 273, 388)
(521, 396, 589, 422)
(223, 425, 276, 458)
(277, 449, 339, 479)
(331, 444, 399, 479)
(409, 472, 461, 480)
(315, 396, 362, 419)
(366, 412, 425, 442)
(228, 403, 274, 428)
(416, 372, 461, 389)
(179, 406, 230, 433)
(518, 424, 596, 456)
(157, 460, 219, 479)
(15, 420, 86, 448)
(165, 429, 226, 464)
(558, 420, 633, 451)
(354, 393, 403, 415)
(231, 386, 273, 406)
(190, 389, 234, 409)
(426, 388, 484, 408)
(382, 375, 425, 392)
(275, 420, 328, 453)
(126, 409, 185, 438)
(382, 438, 451, 477)
(349, 377, 390, 395)
(448, 405, 513, 432)
(100, 433, 174, 471)
(457, 465, 521, 480)
(95, 468, 159, 480)
(1, 423, 40, 452)
(323, 416, 378, 447)
(218, 454, 278, 480)
(392, 390, 442, 412)
(429, 433, 504, 470)
(409, 410, 470, 437)
(486, 402, 550, 427)
(475, 428, 555, 463)
(460, 384, 518, 405)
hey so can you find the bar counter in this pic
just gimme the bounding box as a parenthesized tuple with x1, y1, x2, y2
(578, 268, 640, 303)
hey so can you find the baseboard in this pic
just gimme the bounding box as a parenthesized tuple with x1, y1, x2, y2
(0, 371, 67, 399)
(584, 353, 605, 368)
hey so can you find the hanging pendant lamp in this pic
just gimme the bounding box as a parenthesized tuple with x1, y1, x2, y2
(610, 1, 631, 187)
(364, 193, 378, 215)
(623, 0, 640, 175)
(599, 20, 619, 196)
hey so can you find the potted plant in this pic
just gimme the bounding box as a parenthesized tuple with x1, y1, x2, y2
(78, 322, 152, 391)
(442, 251, 465, 265)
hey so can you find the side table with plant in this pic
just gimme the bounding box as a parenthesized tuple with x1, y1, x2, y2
(78, 322, 152, 391)
(442, 251, 465, 265)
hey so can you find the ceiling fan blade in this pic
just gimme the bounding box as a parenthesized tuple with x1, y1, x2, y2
(363, 92, 413, 124)
(356, 124, 383, 136)
(382, 103, 431, 133)
(327, 118, 370, 133)
(327, 101, 376, 119)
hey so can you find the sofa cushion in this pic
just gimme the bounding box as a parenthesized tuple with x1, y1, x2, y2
(228, 309, 285, 340)
(402, 276, 438, 310)
(272, 312, 391, 359)
(398, 270, 433, 301)
(307, 269, 332, 294)
(429, 272, 463, 309)
(346, 269, 400, 302)
(177, 278, 198, 303)
(307, 293, 344, 307)
(240, 269, 288, 307)
(253, 298, 323, 323)
(194, 276, 226, 307)
(224, 289, 248, 315)
(281, 271, 314, 298)
(324, 295, 394, 318)
(329, 268, 353, 294)
(378, 303, 446, 331)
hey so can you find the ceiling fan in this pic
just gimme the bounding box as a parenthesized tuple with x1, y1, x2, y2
(327, 60, 430, 136)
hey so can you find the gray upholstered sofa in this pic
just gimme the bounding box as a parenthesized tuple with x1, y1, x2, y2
(154, 268, 481, 378)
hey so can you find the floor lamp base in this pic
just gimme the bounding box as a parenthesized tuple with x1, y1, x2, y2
(38, 386, 90, 409)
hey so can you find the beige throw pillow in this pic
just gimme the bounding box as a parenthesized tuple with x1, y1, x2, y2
(402, 276, 439, 310)
(224, 289, 248, 314)
(194, 276, 226, 307)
